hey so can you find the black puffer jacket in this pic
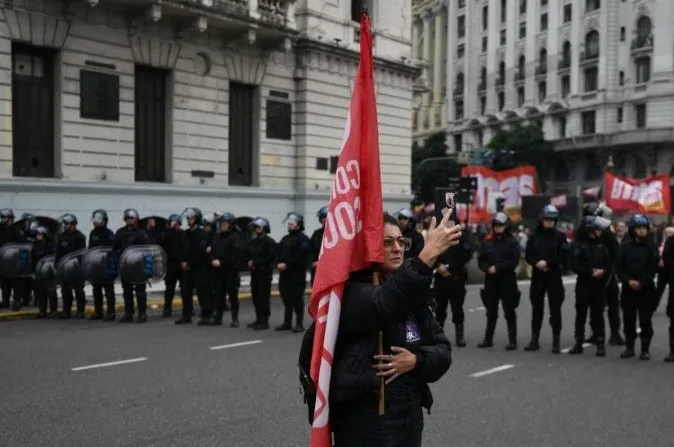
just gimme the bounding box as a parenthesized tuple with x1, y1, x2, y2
(331, 258, 452, 408)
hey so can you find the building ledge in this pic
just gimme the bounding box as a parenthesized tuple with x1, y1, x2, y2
(553, 127, 674, 151)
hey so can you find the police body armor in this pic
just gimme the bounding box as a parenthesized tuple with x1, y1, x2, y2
(118, 245, 167, 285)
(82, 246, 118, 284)
(55, 248, 87, 288)
(34, 254, 57, 291)
(0, 243, 33, 278)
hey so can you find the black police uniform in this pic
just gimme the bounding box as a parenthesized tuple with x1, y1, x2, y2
(88, 226, 116, 319)
(246, 231, 277, 329)
(661, 235, 674, 362)
(161, 216, 184, 317)
(32, 236, 57, 317)
(602, 228, 625, 345)
(0, 219, 24, 310)
(113, 225, 150, 322)
(617, 225, 658, 359)
(19, 219, 37, 307)
(309, 225, 324, 287)
(433, 230, 472, 347)
(524, 224, 568, 352)
(56, 229, 87, 318)
(477, 229, 521, 350)
(211, 227, 244, 326)
(568, 222, 612, 356)
(277, 229, 311, 332)
(177, 225, 210, 324)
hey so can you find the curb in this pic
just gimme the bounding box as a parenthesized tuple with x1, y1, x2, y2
(0, 288, 313, 322)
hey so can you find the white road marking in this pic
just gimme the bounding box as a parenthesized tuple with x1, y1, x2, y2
(209, 340, 264, 351)
(470, 364, 515, 378)
(561, 343, 592, 354)
(71, 357, 148, 372)
(475, 306, 486, 311)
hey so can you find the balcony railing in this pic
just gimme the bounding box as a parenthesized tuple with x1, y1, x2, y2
(453, 86, 464, 97)
(535, 65, 547, 76)
(580, 51, 599, 62)
(515, 71, 525, 81)
(559, 58, 571, 69)
(496, 76, 505, 86)
(478, 80, 486, 91)
(631, 34, 654, 51)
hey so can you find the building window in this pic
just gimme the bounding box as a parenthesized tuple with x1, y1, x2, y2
(498, 91, 505, 110)
(538, 81, 547, 103)
(500, 29, 506, 46)
(538, 48, 548, 73)
(498, 61, 506, 85)
(635, 16, 653, 48)
(584, 66, 598, 92)
(477, 130, 484, 147)
(561, 75, 570, 98)
(563, 4, 572, 23)
(617, 107, 623, 123)
(351, 0, 366, 22)
(479, 66, 487, 90)
(561, 41, 571, 68)
(581, 110, 596, 134)
(482, 36, 488, 52)
(480, 96, 487, 115)
(454, 134, 463, 152)
(635, 104, 646, 128)
(558, 116, 567, 138)
(516, 54, 525, 80)
(620, 27, 625, 41)
(266, 99, 292, 140)
(635, 56, 651, 83)
(540, 13, 548, 31)
(517, 86, 525, 107)
(458, 15, 465, 38)
(586, 0, 600, 13)
(458, 0, 465, 7)
(454, 72, 465, 96)
(519, 0, 526, 15)
(619, 70, 624, 86)
(585, 31, 600, 58)
(519, 22, 526, 39)
(457, 44, 465, 59)
(482, 6, 488, 30)
(454, 100, 464, 120)
(541, 0, 548, 5)
(501, 0, 507, 23)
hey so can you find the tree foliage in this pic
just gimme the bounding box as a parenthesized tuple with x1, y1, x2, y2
(411, 132, 461, 204)
(486, 124, 555, 176)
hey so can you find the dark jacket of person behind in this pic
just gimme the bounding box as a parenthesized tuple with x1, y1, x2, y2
(330, 259, 451, 446)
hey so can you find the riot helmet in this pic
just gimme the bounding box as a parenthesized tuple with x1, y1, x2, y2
(317, 206, 328, 220)
(491, 212, 510, 230)
(202, 213, 218, 231)
(182, 207, 202, 227)
(283, 212, 304, 231)
(0, 208, 14, 226)
(168, 213, 182, 229)
(540, 205, 559, 221)
(218, 212, 235, 232)
(250, 217, 271, 234)
(35, 226, 49, 240)
(21, 213, 36, 231)
(628, 214, 650, 239)
(61, 214, 78, 226)
(91, 209, 109, 226)
(396, 208, 417, 224)
(123, 208, 140, 223)
(582, 215, 611, 232)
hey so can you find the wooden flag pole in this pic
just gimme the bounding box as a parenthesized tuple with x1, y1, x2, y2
(373, 272, 385, 416)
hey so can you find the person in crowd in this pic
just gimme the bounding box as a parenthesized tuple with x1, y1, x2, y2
(477, 212, 521, 350)
(33, 226, 57, 318)
(176, 208, 210, 325)
(245, 217, 276, 330)
(210, 212, 243, 327)
(396, 209, 424, 259)
(568, 215, 612, 357)
(661, 226, 674, 362)
(617, 214, 659, 360)
(87, 209, 116, 321)
(309, 206, 327, 287)
(56, 214, 87, 319)
(327, 211, 459, 447)
(523, 205, 568, 354)
(654, 226, 674, 314)
(161, 214, 184, 318)
(0, 209, 24, 311)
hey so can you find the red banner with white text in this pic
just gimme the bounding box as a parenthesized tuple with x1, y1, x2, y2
(459, 165, 539, 223)
(604, 172, 671, 215)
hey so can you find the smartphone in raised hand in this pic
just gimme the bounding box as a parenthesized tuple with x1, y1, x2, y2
(434, 187, 458, 227)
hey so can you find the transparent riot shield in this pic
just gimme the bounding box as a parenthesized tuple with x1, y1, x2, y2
(34, 254, 56, 292)
(55, 248, 87, 288)
(0, 243, 33, 278)
(82, 246, 118, 284)
(118, 245, 167, 285)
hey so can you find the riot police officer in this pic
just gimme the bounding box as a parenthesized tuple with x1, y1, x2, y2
(276, 212, 311, 333)
(617, 215, 658, 360)
(309, 206, 327, 287)
(211, 212, 243, 327)
(662, 225, 674, 362)
(56, 214, 87, 319)
(0, 208, 23, 310)
(523, 205, 569, 353)
(33, 226, 57, 318)
(477, 212, 521, 350)
(113, 209, 150, 323)
(434, 226, 473, 347)
(19, 213, 37, 306)
(175, 207, 210, 325)
(88, 210, 116, 321)
(246, 217, 276, 330)
(396, 208, 424, 259)
(568, 215, 613, 357)
(202, 213, 221, 315)
(583, 202, 625, 346)
(161, 214, 184, 318)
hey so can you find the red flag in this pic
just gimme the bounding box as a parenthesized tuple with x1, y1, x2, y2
(604, 172, 671, 214)
(308, 10, 384, 447)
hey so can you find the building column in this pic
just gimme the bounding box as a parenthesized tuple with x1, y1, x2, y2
(422, 12, 432, 110)
(432, 10, 444, 107)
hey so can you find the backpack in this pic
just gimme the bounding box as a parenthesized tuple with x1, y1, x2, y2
(298, 321, 317, 425)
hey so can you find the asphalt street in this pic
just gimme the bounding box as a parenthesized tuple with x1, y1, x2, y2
(1, 279, 673, 447)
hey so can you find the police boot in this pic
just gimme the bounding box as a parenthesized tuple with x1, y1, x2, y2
(477, 320, 496, 348)
(89, 299, 104, 321)
(197, 309, 210, 326)
(664, 328, 674, 362)
(118, 313, 134, 323)
(88, 313, 103, 321)
(230, 311, 240, 328)
(568, 338, 584, 355)
(620, 338, 635, 359)
(136, 313, 147, 324)
(608, 331, 625, 346)
(523, 331, 540, 352)
(275, 309, 293, 331)
(584, 334, 597, 344)
(639, 338, 651, 361)
(210, 311, 223, 326)
(58, 300, 72, 319)
(11, 299, 21, 311)
(253, 318, 269, 330)
(247, 312, 260, 328)
(293, 314, 305, 333)
(552, 332, 561, 354)
(455, 324, 466, 348)
(103, 311, 116, 322)
(175, 314, 192, 324)
(162, 307, 172, 318)
(505, 320, 517, 351)
(595, 339, 606, 357)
